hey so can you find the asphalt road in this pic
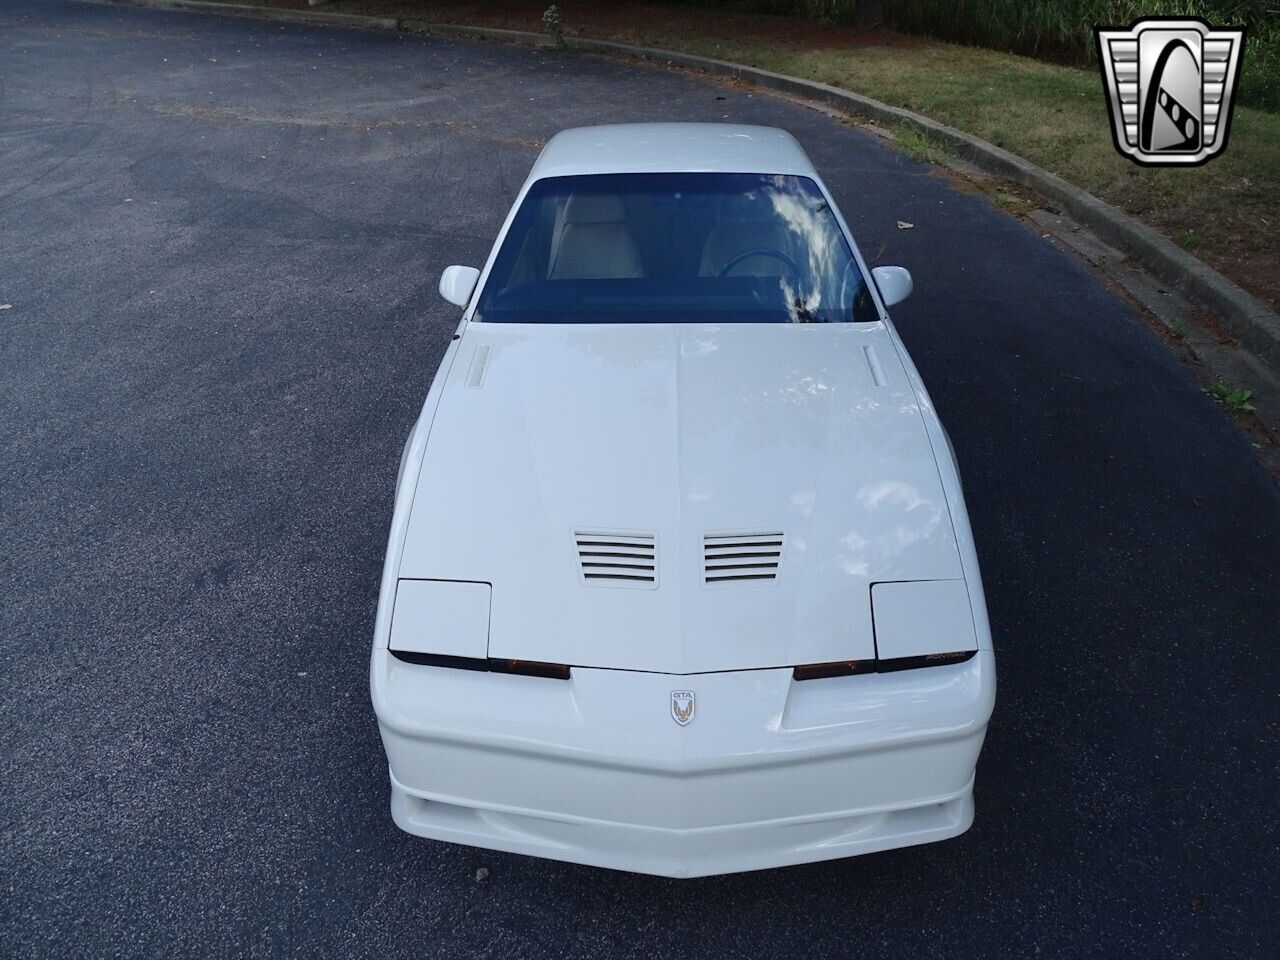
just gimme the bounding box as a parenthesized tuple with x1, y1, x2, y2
(2, 2, 1278, 957)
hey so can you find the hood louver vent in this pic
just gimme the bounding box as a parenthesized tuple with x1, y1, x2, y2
(575, 532, 657, 588)
(704, 532, 784, 584)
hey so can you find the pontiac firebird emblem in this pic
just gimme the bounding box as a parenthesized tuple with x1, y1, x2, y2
(671, 690, 695, 726)
(1095, 17, 1245, 167)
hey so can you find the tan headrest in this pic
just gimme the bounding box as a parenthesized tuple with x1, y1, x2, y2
(563, 193, 628, 224)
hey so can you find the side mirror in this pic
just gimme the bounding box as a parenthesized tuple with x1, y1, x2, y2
(871, 266, 913, 308)
(439, 265, 481, 308)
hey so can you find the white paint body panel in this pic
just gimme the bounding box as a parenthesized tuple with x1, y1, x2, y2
(526, 123, 820, 180)
(438, 264, 480, 308)
(389, 580, 490, 658)
(375, 650, 993, 878)
(871, 579, 976, 660)
(370, 123, 995, 877)
(401, 323, 964, 673)
(871, 265, 913, 307)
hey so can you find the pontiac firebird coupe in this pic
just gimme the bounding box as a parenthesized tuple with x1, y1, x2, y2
(371, 123, 995, 878)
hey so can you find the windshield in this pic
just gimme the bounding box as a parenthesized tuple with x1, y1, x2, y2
(473, 173, 879, 324)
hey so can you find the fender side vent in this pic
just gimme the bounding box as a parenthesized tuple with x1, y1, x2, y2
(704, 532, 784, 584)
(466, 344, 491, 388)
(575, 531, 657, 588)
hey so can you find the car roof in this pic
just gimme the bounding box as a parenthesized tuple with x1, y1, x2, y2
(527, 123, 819, 181)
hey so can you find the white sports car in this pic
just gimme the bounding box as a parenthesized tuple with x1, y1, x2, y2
(371, 123, 995, 878)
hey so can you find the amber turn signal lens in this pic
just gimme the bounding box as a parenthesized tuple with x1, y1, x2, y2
(489, 658, 572, 680)
(792, 660, 876, 681)
(794, 650, 975, 680)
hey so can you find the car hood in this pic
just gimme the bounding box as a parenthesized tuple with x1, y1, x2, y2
(400, 322, 963, 673)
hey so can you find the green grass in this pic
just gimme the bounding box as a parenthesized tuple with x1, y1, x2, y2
(891, 126, 951, 165)
(1206, 379, 1258, 411)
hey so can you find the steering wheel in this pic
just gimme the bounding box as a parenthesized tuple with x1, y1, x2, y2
(717, 247, 799, 278)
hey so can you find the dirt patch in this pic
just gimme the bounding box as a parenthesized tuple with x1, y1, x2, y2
(1145, 203, 1279, 313)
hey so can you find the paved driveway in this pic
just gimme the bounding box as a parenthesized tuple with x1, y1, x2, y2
(2, 2, 1277, 957)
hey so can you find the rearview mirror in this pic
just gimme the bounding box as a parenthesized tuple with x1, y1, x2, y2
(871, 266, 913, 308)
(439, 265, 481, 308)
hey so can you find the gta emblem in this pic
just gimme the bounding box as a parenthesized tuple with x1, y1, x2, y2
(671, 690, 695, 726)
(1095, 18, 1245, 166)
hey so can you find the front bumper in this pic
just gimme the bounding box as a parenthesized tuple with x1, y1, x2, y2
(372, 649, 994, 878)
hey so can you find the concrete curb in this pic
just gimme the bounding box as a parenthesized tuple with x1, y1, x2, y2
(85, 0, 1280, 366)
